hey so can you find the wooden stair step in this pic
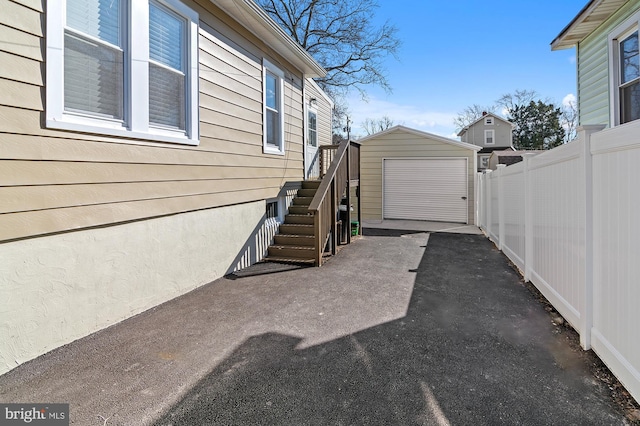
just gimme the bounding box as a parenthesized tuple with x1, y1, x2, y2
(288, 205, 311, 215)
(302, 180, 322, 189)
(285, 214, 314, 225)
(297, 188, 317, 197)
(278, 224, 314, 235)
(268, 245, 315, 259)
(262, 256, 315, 265)
(292, 197, 314, 205)
(274, 234, 315, 246)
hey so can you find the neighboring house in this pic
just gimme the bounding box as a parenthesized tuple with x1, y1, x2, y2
(0, 0, 332, 375)
(458, 112, 514, 171)
(488, 150, 543, 170)
(359, 126, 480, 225)
(551, 0, 640, 128)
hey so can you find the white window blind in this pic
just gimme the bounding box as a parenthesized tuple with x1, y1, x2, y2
(265, 72, 280, 147)
(149, 2, 186, 130)
(64, 0, 123, 119)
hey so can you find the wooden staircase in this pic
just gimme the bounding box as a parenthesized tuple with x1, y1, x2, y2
(264, 180, 321, 264)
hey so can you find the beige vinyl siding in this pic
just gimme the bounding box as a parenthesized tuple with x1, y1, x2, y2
(305, 81, 333, 147)
(577, 1, 640, 127)
(0, 0, 307, 242)
(360, 129, 476, 224)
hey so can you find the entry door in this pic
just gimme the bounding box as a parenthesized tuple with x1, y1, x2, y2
(305, 108, 319, 179)
(383, 158, 468, 223)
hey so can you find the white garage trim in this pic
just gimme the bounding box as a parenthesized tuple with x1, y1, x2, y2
(383, 157, 468, 223)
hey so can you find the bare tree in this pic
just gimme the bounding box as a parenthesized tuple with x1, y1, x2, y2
(257, 0, 400, 99)
(495, 89, 539, 115)
(361, 116, 395, 135)
(453, 104, 496, 132)
(560, 97, 578, 143)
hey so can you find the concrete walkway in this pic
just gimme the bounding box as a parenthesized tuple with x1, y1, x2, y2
(0, 230, 626, 425)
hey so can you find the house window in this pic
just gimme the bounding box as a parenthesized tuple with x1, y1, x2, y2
(484, 117, 494, 125)
(307, 109, 318, 148)
(610, 13, 640, 125)
(46, 0, 199, 145)
(266, 199, 282, 224)
(484, 129, 495, 145)
(263, 60, 285, 155)
(479, 155, 490, 169)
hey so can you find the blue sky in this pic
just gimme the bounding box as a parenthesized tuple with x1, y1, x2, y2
(345, 0, 587, 139)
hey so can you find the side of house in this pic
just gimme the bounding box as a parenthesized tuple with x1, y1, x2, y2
(0, 0, 327, 375)
(457, 112, 513, 171)
(552, 0, 639, 128)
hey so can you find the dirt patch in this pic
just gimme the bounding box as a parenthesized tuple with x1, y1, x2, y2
(519, 278, 640, 424)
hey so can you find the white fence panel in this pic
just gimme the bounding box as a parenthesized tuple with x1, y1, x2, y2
(500, 163, 526, 271)
(488, 171, 500, 244)
(476, 124, 640, 405)
(477, 172, 487, 230)
(528, 141, 586, 333)
(591, 122, 640, 402)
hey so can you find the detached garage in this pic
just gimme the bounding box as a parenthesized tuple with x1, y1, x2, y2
(360, 126, 480, 224)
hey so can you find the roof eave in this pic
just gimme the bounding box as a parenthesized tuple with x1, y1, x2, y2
(551, 0, 627, 50)
(359, 125, 482, 152)
(212, 0, 326, 77)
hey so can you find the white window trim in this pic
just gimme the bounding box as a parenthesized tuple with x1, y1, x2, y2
(306, 103, 318, 147)
(263, 59, 286, 155)
(46, 0, 200, 146)
(484, 117, 494, 125)
(608, 10, 640, 127)
(266, 197, 284, 225)
(484, 129, 495, 145)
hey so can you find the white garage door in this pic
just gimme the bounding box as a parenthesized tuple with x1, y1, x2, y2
(383, 158, 468, 223)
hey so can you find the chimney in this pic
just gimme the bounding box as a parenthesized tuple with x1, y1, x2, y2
(482, 111, 487, 116)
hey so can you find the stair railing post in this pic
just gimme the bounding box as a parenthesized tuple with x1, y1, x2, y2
(346, 141, 352, 244)
(331, 177, 337, 255)
(313, 211, 321, 266)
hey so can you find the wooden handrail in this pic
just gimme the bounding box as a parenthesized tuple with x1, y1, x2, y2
(308, 138, 351, 266)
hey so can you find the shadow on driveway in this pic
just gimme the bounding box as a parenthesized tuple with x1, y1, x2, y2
(154, 234, 623, 425)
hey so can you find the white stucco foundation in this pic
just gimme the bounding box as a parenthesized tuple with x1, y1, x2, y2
(0, 201, 266, 375)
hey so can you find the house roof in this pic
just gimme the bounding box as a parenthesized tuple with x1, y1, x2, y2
(457, 112, 513, 137)
(358, 125, 482, 152)
(551, 0, 630, 50)
(489, 149, 543, 158)
(212, 0, 326, 77)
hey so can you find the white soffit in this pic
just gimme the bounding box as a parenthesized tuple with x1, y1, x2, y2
(552, 0, 630, 50)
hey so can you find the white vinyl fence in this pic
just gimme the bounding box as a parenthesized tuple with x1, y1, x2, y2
(477, 123, 640, 405)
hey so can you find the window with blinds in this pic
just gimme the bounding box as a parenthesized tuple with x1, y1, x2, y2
(64, 0, 124, 120)
(46, 0, 199, 145)
(149, 2, 186, 130)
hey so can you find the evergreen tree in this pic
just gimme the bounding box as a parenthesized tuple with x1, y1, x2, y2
(509, 101, 565, 150)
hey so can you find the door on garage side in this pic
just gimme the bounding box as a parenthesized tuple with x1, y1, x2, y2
(383, 158, 468, 223)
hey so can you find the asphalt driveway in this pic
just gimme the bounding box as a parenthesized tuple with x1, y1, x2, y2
(0, 230, 626, 425)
